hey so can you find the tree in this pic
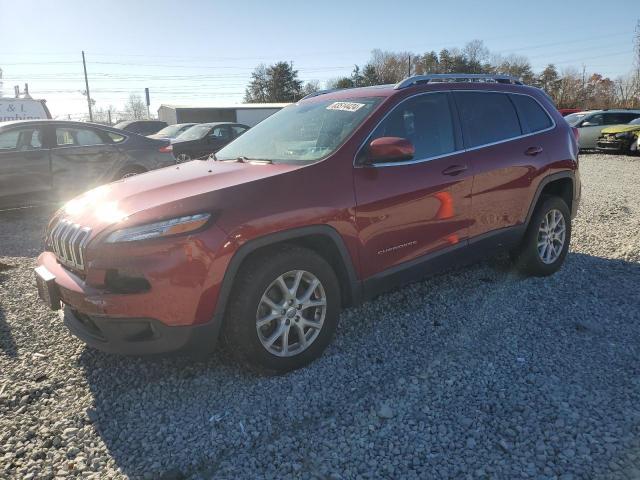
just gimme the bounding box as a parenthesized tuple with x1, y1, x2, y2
(123, 94, 147, 120)
(245, 61, 303, 102)
(301, 80, 320, 97)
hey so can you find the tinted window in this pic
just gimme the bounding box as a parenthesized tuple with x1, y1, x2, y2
(583, 114, 603, 126)
(370, 92, 456, 160)
(211, 126, 231, 140)
(510, 94, 553, 133)
(232, 125, 248, 137)
(605, 113, 640, 125)
(56, 127, 106, 146)
(0, 127, 44, 151)
(107, 132, 126, 143)
(454, 92, 521, 147)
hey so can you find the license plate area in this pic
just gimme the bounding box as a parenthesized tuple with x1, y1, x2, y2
(35, 266, 61, 310)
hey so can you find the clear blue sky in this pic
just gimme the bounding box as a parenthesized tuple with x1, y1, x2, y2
(1, 0, 637, 119)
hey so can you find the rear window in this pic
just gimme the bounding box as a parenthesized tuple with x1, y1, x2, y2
(454, 92, 521, 148)
(510, 94, 553, 133)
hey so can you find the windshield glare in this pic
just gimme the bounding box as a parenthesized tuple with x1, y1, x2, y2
(155, 124, 186, 137)
(215, 97, 382, 163)
(176, 125, 210, 141)
(629, 118, 640, 125)
(564, 113, 585, 126)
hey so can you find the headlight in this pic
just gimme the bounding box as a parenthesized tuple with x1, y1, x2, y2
(105, 213, 211, 243)
(615, 132, 632, 139)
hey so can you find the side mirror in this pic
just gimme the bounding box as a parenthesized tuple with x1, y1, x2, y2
(366, 137, 415, 164)
(581, 121, 597, 127)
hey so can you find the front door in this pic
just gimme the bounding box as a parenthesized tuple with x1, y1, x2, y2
(50, 125, 121, 200)
(353, 92, 473, 280)
(0, 124, 51, 204)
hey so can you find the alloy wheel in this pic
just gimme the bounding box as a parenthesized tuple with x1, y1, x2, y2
(256, 270, 327, 357)
(537, 209, 566, 264)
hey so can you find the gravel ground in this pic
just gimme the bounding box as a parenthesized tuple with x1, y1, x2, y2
(1, 153, 639, 480)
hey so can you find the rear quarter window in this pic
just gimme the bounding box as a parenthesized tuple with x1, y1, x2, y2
(454, 92, 522, 148)
(510, 94, 553, 133)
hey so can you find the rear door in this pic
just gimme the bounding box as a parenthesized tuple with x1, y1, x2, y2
(353, 91, 473, 279)
(0, 124, 51, 201)
(50, 125, 121, 199)
(453, 91, 554, 239)
(577, 113, 604, 148)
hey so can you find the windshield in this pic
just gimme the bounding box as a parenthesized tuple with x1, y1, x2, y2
(176, 125, 211, 141)
(154, 124, 188, 137)
(564, 113, 586, 126)
(215, 97, 383, 164)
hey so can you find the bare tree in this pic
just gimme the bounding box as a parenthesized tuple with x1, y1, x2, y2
(123, 94, 147, 120)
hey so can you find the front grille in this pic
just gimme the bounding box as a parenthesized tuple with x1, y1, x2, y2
(48, 220, 91, 271)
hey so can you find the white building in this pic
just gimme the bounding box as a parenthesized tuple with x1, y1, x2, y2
(157, 103, 290, 127)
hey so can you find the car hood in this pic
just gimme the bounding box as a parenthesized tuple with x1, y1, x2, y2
(56, 160, 303, 233)
(601, 125, 640, 134)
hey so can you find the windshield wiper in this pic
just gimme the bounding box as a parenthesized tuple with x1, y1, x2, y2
(217, 156, 273, 164)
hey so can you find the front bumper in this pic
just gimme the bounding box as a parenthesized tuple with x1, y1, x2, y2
(62, 307, 218, 355)
(596, 139, 626, 152)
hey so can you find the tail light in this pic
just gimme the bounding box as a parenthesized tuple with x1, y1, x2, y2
(572, 127, 579, 142)
(159, 144, 173, 153)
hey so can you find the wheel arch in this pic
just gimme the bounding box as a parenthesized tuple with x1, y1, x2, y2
(525, 171, 576, 226)
(212, 225, 362, 331)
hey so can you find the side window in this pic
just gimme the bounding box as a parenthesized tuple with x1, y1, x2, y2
(454, 92, 521, 147)
(370, 92, 456, 159)
(0, 127, 44, 152)
(55, 128, 106, 147)
(584, 114, 603, 126)
(232, 126, 248, 137)
(510, 94, 553, 133)
(605, 113, 639, 125)
(107, 132, 126, 143)
(211, 126, 231, 140)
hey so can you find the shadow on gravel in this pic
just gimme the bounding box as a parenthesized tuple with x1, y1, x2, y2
(77, 251, 640, 479)
(0, 265, 18, 357)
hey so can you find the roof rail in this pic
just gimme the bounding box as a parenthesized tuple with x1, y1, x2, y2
(394, 74, 523, 90)
(300, 88, 345, 100)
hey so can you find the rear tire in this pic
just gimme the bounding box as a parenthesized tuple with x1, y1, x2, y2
(117, 166, 146, 180)
(176, 153, 191, 163)
(511, 195, 571, 277)
(223, 245, 341, 373)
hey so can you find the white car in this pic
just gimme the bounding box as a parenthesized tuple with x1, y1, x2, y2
(566, 109, 640, 149)
(0, 98, 51, 122)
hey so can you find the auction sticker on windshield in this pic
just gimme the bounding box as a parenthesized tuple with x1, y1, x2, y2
(326, 102, 366, 112)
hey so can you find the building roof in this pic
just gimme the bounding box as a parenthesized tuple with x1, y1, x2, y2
(160, 103, 291, 110)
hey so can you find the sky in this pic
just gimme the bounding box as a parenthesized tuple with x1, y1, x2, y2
(1, 0, 638, 120)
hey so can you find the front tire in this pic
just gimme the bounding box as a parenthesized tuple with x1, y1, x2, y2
(223, 245, 341, 373)
(512, 195, 571, 276)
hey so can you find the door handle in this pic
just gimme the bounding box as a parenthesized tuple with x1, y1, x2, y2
(525, 146, 543, 156)
(441, 165, 468, 176)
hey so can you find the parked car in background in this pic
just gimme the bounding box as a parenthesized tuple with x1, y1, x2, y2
(0, 97, 51, 122)
(566, 109, 640, 149)
(147, 123, 196, 141)
(113, 120, 167, 136)
(171, 122, 249, 162)
(0, 120, 175, 208)
(597, 117, 640, 154)
(35, 74, 580, 372)
(558, 108, 582, 116)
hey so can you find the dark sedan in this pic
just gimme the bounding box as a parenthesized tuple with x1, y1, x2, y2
(113, 120, 167, 136)
(171, 122, 249, 162)
(147, 123, 196, 141)
(0, 120, 176, 208)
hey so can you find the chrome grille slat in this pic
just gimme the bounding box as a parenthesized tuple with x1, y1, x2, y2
(47, 219, 92, 271)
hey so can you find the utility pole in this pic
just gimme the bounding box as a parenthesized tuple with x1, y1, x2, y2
(408, 54, 411, 77)
(82, 51, 93, 122)
(107, 109, 112, 126)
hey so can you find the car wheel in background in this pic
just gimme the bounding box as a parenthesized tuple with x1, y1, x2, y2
(176, 153, 191, 163)
(223, 245, 341, 373)
(511, 195, 571, 277)
(117, 166, 147, 180)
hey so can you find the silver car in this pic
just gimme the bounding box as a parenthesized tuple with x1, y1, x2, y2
(566, 109, 640, 149)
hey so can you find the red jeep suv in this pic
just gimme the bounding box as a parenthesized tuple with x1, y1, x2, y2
(36, 74, 580, 372)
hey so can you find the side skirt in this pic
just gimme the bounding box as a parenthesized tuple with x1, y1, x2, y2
(362, 225, 526, 300)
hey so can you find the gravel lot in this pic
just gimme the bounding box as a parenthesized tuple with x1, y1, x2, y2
(1, 153, 639, 480)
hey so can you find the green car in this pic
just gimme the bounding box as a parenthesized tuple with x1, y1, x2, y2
(597, 117, 640, 154)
